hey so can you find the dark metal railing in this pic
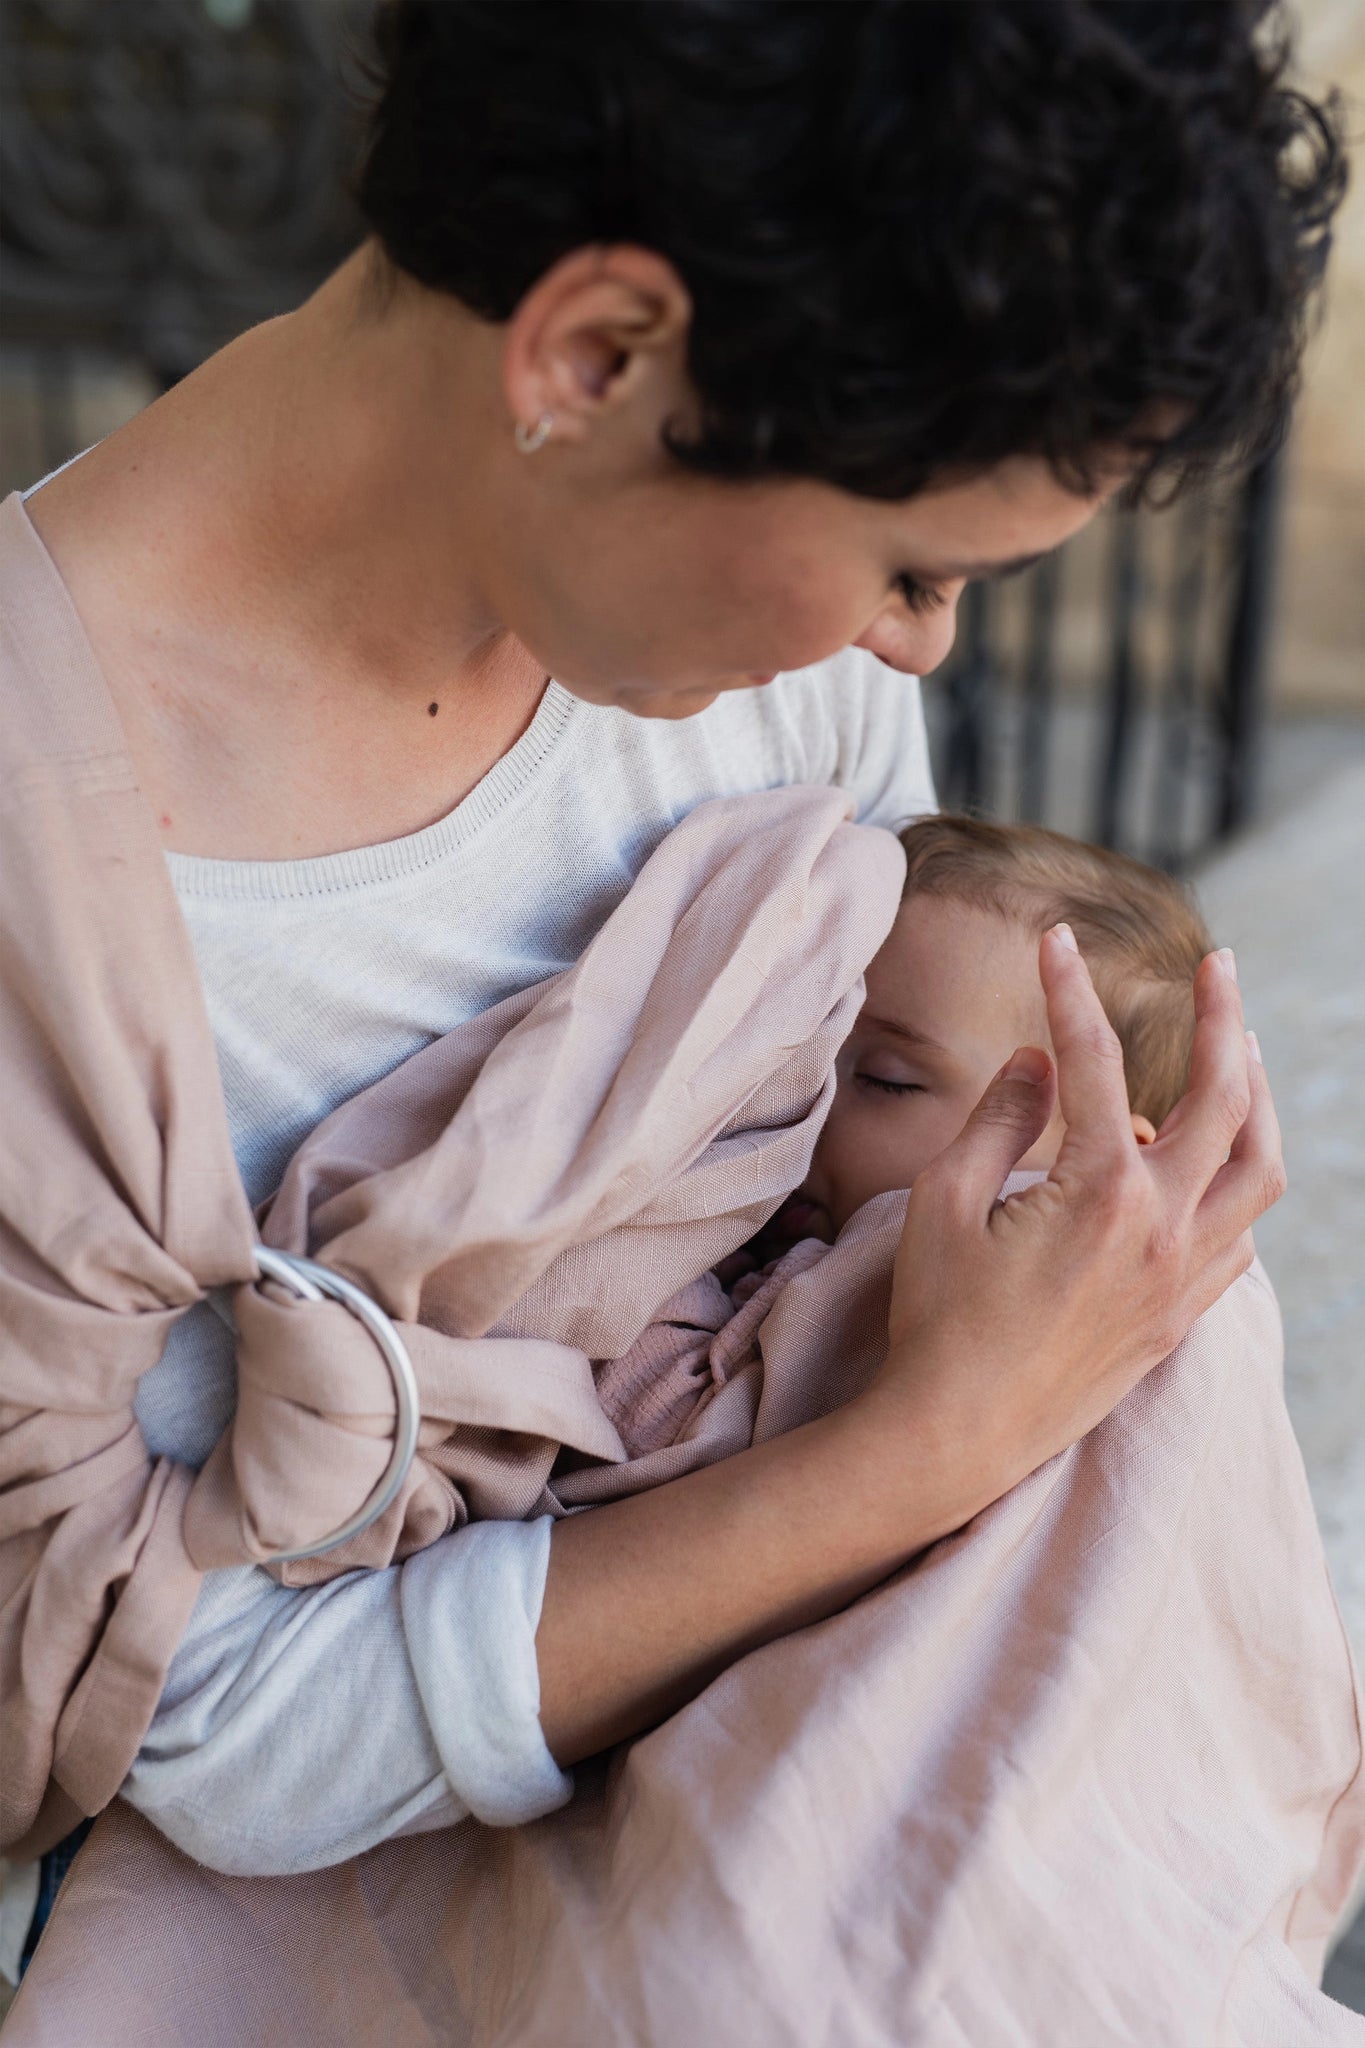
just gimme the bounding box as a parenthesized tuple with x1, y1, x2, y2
(0, 0, 363, 382)
(930, 456, 1280, 869)
(0, 0, 1278, 872)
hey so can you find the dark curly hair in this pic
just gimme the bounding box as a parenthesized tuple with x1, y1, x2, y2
(356, 0, 1346, 501)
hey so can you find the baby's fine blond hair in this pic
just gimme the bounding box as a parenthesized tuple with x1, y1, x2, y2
(898, 815, 1214, 1129)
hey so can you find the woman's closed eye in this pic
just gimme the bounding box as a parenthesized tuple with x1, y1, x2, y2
(894, 572, 949, 616)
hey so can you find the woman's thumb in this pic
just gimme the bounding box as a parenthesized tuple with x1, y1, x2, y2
(925, 1046, 1056, 1210)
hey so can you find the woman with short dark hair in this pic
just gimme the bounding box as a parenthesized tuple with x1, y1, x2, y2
(3, 0, 1344, 1967)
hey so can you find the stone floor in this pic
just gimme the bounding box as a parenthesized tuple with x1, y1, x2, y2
(1195, 740, 1365, 2009)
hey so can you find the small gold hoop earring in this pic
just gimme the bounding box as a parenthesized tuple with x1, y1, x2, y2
(514, 411, 554, 455)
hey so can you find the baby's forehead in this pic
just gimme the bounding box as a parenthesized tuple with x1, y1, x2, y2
(869, 893, 1051, 1036)
(885, 891, 1044, 969)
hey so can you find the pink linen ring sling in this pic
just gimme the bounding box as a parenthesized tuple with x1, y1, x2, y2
(2, 486, 906, 1856)
(249, 1249, 420, 1565)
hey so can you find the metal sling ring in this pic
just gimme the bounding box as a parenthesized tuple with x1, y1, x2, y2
(253, 1247, 421, 1565)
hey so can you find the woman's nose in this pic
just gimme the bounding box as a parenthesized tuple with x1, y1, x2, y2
(855, 589, 963, 676)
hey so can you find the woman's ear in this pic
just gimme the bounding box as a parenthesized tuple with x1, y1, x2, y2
(1130, 1113, 1158, 1146)
(501, 245, 693, 449)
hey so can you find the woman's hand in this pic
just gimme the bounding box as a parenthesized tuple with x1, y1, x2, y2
(869, 928, 1284, 1506)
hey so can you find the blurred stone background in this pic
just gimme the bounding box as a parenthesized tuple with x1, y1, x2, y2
(1282, 0, 1365, 716)
(1218, 0, 1365, 1663)
(0, 0, 1361, 2008)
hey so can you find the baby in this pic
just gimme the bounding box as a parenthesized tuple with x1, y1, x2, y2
(601, 808, 1215, 1457)
(775, 812, 1214, 1248)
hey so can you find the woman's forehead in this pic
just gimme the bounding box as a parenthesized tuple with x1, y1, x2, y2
(872, 456, 1112, 576)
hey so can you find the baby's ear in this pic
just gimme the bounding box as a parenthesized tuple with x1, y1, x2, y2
(1130, 1113, 1158, 1147)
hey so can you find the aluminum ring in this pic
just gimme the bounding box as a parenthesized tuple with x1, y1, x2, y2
(253, 1247, 421, 1564)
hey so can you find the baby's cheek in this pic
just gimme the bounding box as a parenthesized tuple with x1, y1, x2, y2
(810, 1095, 854, 1182)
(901, 1092, 985, 1180)
(815, 1095, 917, 1225)
(809, 1095, 874, 1212)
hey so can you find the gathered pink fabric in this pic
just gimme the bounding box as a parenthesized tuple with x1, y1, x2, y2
(3, 489, 1363, 2039)
(592, 1244, 827, 1459)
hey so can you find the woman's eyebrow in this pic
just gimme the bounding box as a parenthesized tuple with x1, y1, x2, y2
(911, 549, 1050, 584)
(980, 550, 1050, 581)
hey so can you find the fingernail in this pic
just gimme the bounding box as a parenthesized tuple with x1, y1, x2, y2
(1002, 1046, 1051, 1085)
(1245, 1029, 1263, 1066)
(1217, 947, 1237, 984)
(1050, 922, 1079, 954)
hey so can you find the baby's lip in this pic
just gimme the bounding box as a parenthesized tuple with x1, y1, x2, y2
(774, 1195, 832, 1240)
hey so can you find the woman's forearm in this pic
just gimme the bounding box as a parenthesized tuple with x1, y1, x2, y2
(536, 1386, 977, 1765)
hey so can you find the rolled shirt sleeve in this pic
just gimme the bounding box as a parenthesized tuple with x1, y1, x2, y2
(402, 1517, 573, 1829)
(123, 1515, 570, 1877)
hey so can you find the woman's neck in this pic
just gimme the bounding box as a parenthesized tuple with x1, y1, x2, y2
(26, 248, 549, 860)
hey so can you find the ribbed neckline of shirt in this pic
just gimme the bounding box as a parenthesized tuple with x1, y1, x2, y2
(166, 682, 577, 902)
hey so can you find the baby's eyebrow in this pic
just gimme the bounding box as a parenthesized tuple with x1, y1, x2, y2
(859, 1013, 952, 1056)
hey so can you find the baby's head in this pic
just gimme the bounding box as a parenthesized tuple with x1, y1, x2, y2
(798, 814, 1213, 1239)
